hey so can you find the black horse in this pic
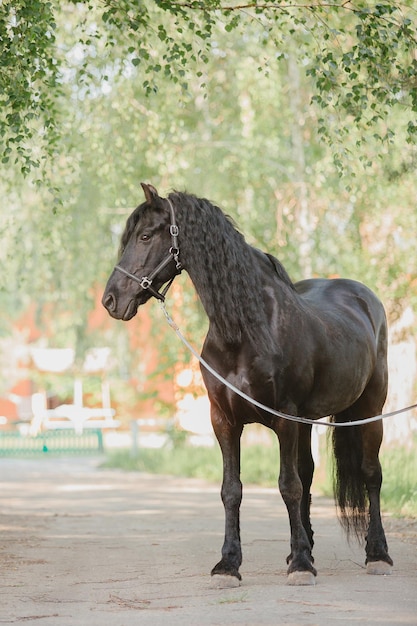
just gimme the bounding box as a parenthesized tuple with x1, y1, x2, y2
(102, 183, 393, 586)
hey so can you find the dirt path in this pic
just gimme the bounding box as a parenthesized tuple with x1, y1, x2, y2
(0, 457, 416, 626)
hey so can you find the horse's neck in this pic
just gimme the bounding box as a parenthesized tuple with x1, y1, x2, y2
(184, 245, 300, 351)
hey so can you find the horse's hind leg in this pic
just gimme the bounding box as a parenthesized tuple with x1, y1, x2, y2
(361, 418, 393, 573)
(333, 381, 393, 573)
(210, 405, 243, 586)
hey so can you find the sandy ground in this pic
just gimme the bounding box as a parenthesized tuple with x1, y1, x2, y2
(0, 456, 416, 626)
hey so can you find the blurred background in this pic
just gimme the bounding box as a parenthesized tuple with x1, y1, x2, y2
(0, 3, 416, 511)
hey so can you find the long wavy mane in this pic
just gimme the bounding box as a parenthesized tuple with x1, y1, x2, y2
(168, 192, 294, 349)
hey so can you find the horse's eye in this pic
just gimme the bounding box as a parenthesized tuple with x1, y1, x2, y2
(140, 233, 150, 242)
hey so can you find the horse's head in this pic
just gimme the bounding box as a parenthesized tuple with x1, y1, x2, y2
(102, 183, 182, 321)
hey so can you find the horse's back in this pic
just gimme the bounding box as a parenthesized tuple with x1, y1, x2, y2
(295, 277, 386, 334)
(295, 276, 380, 303)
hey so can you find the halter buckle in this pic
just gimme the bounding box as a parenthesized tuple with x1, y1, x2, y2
(140, 276, 152, 289)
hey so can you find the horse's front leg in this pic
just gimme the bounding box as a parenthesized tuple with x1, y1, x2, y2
(210, 405, 243, 585)
(298, 423, 315, 551)
(275, 419, 317, 585)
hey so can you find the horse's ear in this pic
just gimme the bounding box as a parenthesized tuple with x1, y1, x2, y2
(141, 182, 159, 204)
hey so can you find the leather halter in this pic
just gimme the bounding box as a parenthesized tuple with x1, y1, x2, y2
(113, 198, 182, 302)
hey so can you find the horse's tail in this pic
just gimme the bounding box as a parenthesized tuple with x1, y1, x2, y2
(331, 417, 368, 540)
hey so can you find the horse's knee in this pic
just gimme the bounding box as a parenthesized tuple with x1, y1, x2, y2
(279, 474, 303, 505)
(221, 479, 242, 508)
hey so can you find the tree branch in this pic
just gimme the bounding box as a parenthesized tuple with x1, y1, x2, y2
(167, 1, 356, 12)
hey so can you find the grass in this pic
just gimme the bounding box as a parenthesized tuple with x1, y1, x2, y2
(104, 444, 223, 483)
(103, 441, 281, 487)
(216, 593, 249, 605)
(102, 434, 417, 518)
(380, 445, 417, 517)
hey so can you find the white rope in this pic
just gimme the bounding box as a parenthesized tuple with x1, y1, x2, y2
(161, 302, 417, 428)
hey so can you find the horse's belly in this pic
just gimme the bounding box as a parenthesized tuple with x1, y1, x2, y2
(302, 372, 371, 418)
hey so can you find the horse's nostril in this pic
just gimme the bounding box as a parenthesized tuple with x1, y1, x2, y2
(102, 292, 115, 312)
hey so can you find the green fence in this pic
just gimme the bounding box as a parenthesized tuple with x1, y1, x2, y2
(0, 429, 104, 456)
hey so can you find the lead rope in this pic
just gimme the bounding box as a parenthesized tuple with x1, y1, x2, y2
(160, 302, 417, 428)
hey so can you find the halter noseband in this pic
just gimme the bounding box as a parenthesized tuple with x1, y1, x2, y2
(114, 198, 182, 302)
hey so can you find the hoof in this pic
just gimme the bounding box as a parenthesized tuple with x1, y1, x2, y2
(287, 571, 316, 586)
(209, 574, 241, 589)
(366, 561, 392, 575)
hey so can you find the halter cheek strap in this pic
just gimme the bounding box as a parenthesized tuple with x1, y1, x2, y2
(114, 198, 182, 302)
